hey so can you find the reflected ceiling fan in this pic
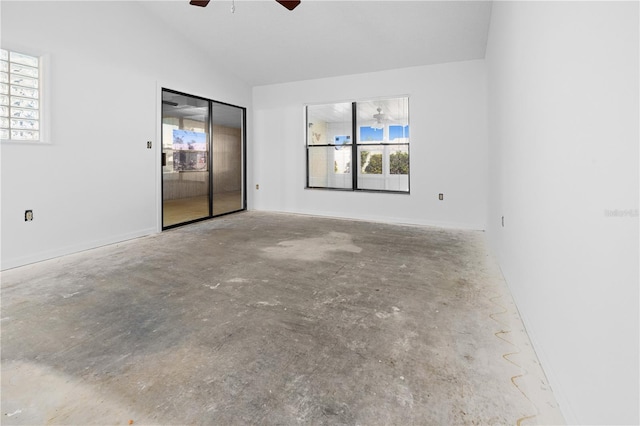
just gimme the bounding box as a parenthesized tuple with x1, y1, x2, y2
(371, 107, 392, 130)
(369, 107, 408, 130)
(190, 0, 301, 11)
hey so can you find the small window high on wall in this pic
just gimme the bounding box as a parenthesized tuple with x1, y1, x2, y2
(0, 49, 42, 142)
(306, 97, 409, 193)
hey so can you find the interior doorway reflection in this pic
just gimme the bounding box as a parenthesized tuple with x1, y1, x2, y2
(162, 89, 245, 229)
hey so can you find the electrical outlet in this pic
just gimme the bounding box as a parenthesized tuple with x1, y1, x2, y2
(438, 193, 443, 200)
(501, 216, 504, 227)
(25, 210, 33, 221)
(146, 141, 152, 149)
(256, 184, 259, 190)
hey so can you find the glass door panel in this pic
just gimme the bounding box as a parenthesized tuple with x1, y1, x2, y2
(211, 102, 244, 216)
(162, 91, 210, 228)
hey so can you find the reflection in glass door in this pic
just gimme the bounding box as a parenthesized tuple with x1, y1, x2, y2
(162, 89, 245, 229)
(211, 103, 244, 216)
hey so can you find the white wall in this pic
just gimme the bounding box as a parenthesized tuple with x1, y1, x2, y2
(0, 1, 252, 270)
(486, 2, 639, 424)
(251, 60, 488, 229)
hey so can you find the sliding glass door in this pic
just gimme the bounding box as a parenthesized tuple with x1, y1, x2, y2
(162, 89, 245, 229)
(211, 102, 244, 216)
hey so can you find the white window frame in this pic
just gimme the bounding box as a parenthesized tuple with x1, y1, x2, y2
(0, 48, 50, 144)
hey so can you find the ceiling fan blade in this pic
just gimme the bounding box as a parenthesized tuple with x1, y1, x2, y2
(190, 0, 210, 7)
(276, 0, 301, 11)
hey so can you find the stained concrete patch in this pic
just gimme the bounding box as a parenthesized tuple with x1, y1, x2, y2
(261, 231, 362, 261)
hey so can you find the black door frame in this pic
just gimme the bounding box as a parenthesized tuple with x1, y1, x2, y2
(161, 87, 247, 230)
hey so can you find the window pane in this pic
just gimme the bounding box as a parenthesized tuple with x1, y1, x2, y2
(360, 126, 383, 142)
(359, 146, 383, 175)
(307, 102, 352, 146)
(0, 72, 8, 84)
(0, 50, 7, 61)
(10, 63, 38, 78)
(11, 129, 39, 140)
(356, 97, 409, 144)
(10, 85, 38, 98)
(358, 146, 384, 188)
(389, 146, 409, 175)
(0, 106, 8, 117)
(11, 118, 39, 129)
(11, 107, 38, 119)
(11, 97, 38, 109)
(308, 145, 352, 189)
(0, 95, 8, 106)
(10, 75, 38, 89)
(307, 102, 353, 189)
(9, 51, 38, 68)
(0, 129, 8, 139)
(333, 144, 352, 174)
(389, 125, 410, 141)
(0, 117, 8, 128)
(357, 145, 409, 192)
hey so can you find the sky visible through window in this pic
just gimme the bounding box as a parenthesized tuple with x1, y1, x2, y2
(390, 125, 409, 140)
(334, 126, 410, 145)
(334, 135, 350, 148)
(360, 125, 409, 142)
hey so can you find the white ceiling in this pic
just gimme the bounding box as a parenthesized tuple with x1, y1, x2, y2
(139, 0, 493, 87)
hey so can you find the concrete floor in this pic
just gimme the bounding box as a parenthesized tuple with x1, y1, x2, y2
(1, 211, 564, 425)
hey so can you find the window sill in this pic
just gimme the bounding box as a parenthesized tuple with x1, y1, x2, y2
(305, 186, 410, 195)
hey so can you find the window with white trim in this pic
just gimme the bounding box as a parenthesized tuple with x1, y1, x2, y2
(306, 97, 410, 193)
(0, 49, 41, 141)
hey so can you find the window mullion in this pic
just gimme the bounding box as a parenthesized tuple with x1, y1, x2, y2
(305, 106, 310, 188)
(384, 145, 390, 191)
(351, 101, 357, 191)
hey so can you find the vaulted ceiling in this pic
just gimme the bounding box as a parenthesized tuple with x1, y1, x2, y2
(139, 0, 493, 87)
